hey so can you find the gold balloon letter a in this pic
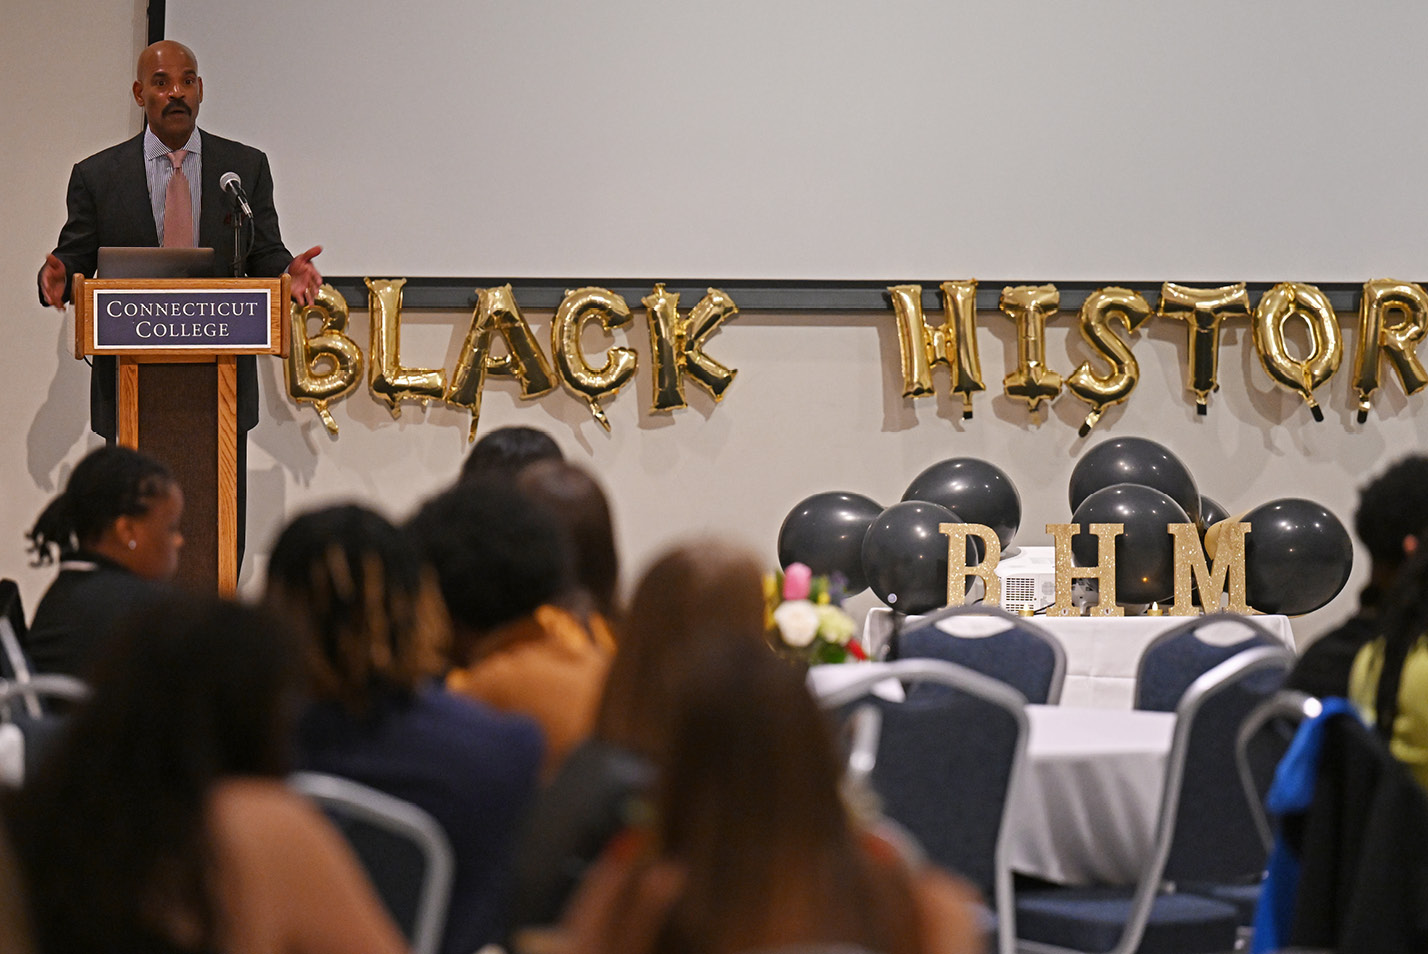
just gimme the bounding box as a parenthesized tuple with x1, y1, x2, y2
(886, 280, 986, 417)
(286, 284, 364, 435)
(998, 284, 1063, 412)
(446, 285, 557, 442)
(553, 287, 638, 432)
(1353, 279, 1428, 423)
(643, 284, 739, 411)
(366, 278, 447, 419)
(1157, 283, 1251, 415)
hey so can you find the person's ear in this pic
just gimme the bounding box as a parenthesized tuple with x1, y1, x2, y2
(1404, 534, 1419, 557)
(132, 80, 143, 107)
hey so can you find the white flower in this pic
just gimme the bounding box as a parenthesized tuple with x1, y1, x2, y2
(816, 605, 856, 645)
(774, 599, 820, 648)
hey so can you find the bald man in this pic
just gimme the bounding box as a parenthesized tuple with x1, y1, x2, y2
(38, 40, 321, 440)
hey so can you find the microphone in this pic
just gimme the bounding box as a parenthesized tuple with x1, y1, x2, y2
(219, 171, 253, 218)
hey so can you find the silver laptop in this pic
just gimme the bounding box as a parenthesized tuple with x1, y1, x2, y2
(96, 246, 215, 279)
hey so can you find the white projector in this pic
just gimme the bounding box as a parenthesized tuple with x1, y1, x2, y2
(994, 546, 1056, 614)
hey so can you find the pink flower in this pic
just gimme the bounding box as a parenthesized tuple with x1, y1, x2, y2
(783, 563, 813, 600)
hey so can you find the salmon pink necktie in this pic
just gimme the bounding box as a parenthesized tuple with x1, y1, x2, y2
(162, 150, 193, 247)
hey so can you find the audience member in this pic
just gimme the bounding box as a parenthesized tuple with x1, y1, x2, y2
(1290, 455, 1428, 699)
(1349, 535, 1428, 791)
(408, 481, 607, 777)
(266, 504, 545, 954)
(516, 460, 622, 651)
(509, 540, 768, 930)
(560, 636, 984, 954)
(459, 425, 563, 484)
(4, 597, 407, 954)
(24, 445, 182, 678)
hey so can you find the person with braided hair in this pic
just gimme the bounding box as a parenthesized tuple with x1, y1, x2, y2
(265, 504, 544, 954)
(24, 445, 183, 678)
(1349, 532, 1428, 792)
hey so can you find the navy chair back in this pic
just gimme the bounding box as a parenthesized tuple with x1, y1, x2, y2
(815, 658, 1027, 954)
(289, 771, 454, 954)
(1161, 649, 1293, 884)
(896, 604, 1067, 704)
(1134, 612, 1281, 712)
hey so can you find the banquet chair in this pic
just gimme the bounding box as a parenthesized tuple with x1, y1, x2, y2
(815, 658, 1028, 954)
(1133, 612, 1282, 712)
(1015, 645, 1293, 954)
(289, 771, 454, 954)
(0, 675, 90, 786)
(894, 604, 1067, 704)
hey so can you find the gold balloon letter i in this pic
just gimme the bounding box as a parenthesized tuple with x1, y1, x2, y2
(998, 284, 1063, 413)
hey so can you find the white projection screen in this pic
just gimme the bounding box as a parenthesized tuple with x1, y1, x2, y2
(168, 1, 1428, 282)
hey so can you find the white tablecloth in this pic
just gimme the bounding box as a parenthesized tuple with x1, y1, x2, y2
(1007, 704, 1176, 885)
(862, 609, 1295, 708)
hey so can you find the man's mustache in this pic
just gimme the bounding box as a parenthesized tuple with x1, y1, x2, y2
(163, 102, 191, 115)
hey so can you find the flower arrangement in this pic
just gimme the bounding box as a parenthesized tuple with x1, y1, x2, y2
(765, 562, 866, 664)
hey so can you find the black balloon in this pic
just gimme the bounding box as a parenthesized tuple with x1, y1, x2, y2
(862, 501, 981, 614)
(1071, 483, 1190, 605)
(1199, 494, 1231, 532)
(902, 457, 1022, 551)
(778, 491, 883, 595)
(1243, 498, 1353, 616)
(1069, 436, 1201, 526)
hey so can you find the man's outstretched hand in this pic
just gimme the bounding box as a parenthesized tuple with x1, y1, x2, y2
(40, 254, 68, 310)
(288, 245, 323, 306)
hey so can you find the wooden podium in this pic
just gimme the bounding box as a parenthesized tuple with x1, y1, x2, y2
(72, 275, 291, 596)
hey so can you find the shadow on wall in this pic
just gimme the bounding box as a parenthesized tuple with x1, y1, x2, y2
(27, 322, 95, 492)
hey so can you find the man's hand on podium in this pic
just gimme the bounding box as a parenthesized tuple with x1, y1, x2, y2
(288, 245, 323, 306)
(40, 253, 68, 310)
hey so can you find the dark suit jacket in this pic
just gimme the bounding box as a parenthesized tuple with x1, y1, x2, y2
(42, 128, 295, 436)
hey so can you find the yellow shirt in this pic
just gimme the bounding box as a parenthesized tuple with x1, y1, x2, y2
(1348, 634, 1428, 791)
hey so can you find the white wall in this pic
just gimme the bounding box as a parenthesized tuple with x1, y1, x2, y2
(6, 0, 1423, 649)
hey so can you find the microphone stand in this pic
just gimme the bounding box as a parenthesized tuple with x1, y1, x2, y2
(230, 198, 250, 278)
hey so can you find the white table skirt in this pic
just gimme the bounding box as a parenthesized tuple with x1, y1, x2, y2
(1007, 704, 1176, 885)
(861, 609, 1295, 708)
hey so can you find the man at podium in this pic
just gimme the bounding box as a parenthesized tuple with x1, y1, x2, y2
(37, 39, 322, 571)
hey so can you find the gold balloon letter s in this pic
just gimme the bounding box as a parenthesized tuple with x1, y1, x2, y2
(285, 283, 364, 435)
(1065, 287, 1152, 436)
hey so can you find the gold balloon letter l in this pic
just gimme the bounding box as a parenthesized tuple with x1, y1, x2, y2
(366, 278, 447, 419)
(643, 284, 739, 411)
